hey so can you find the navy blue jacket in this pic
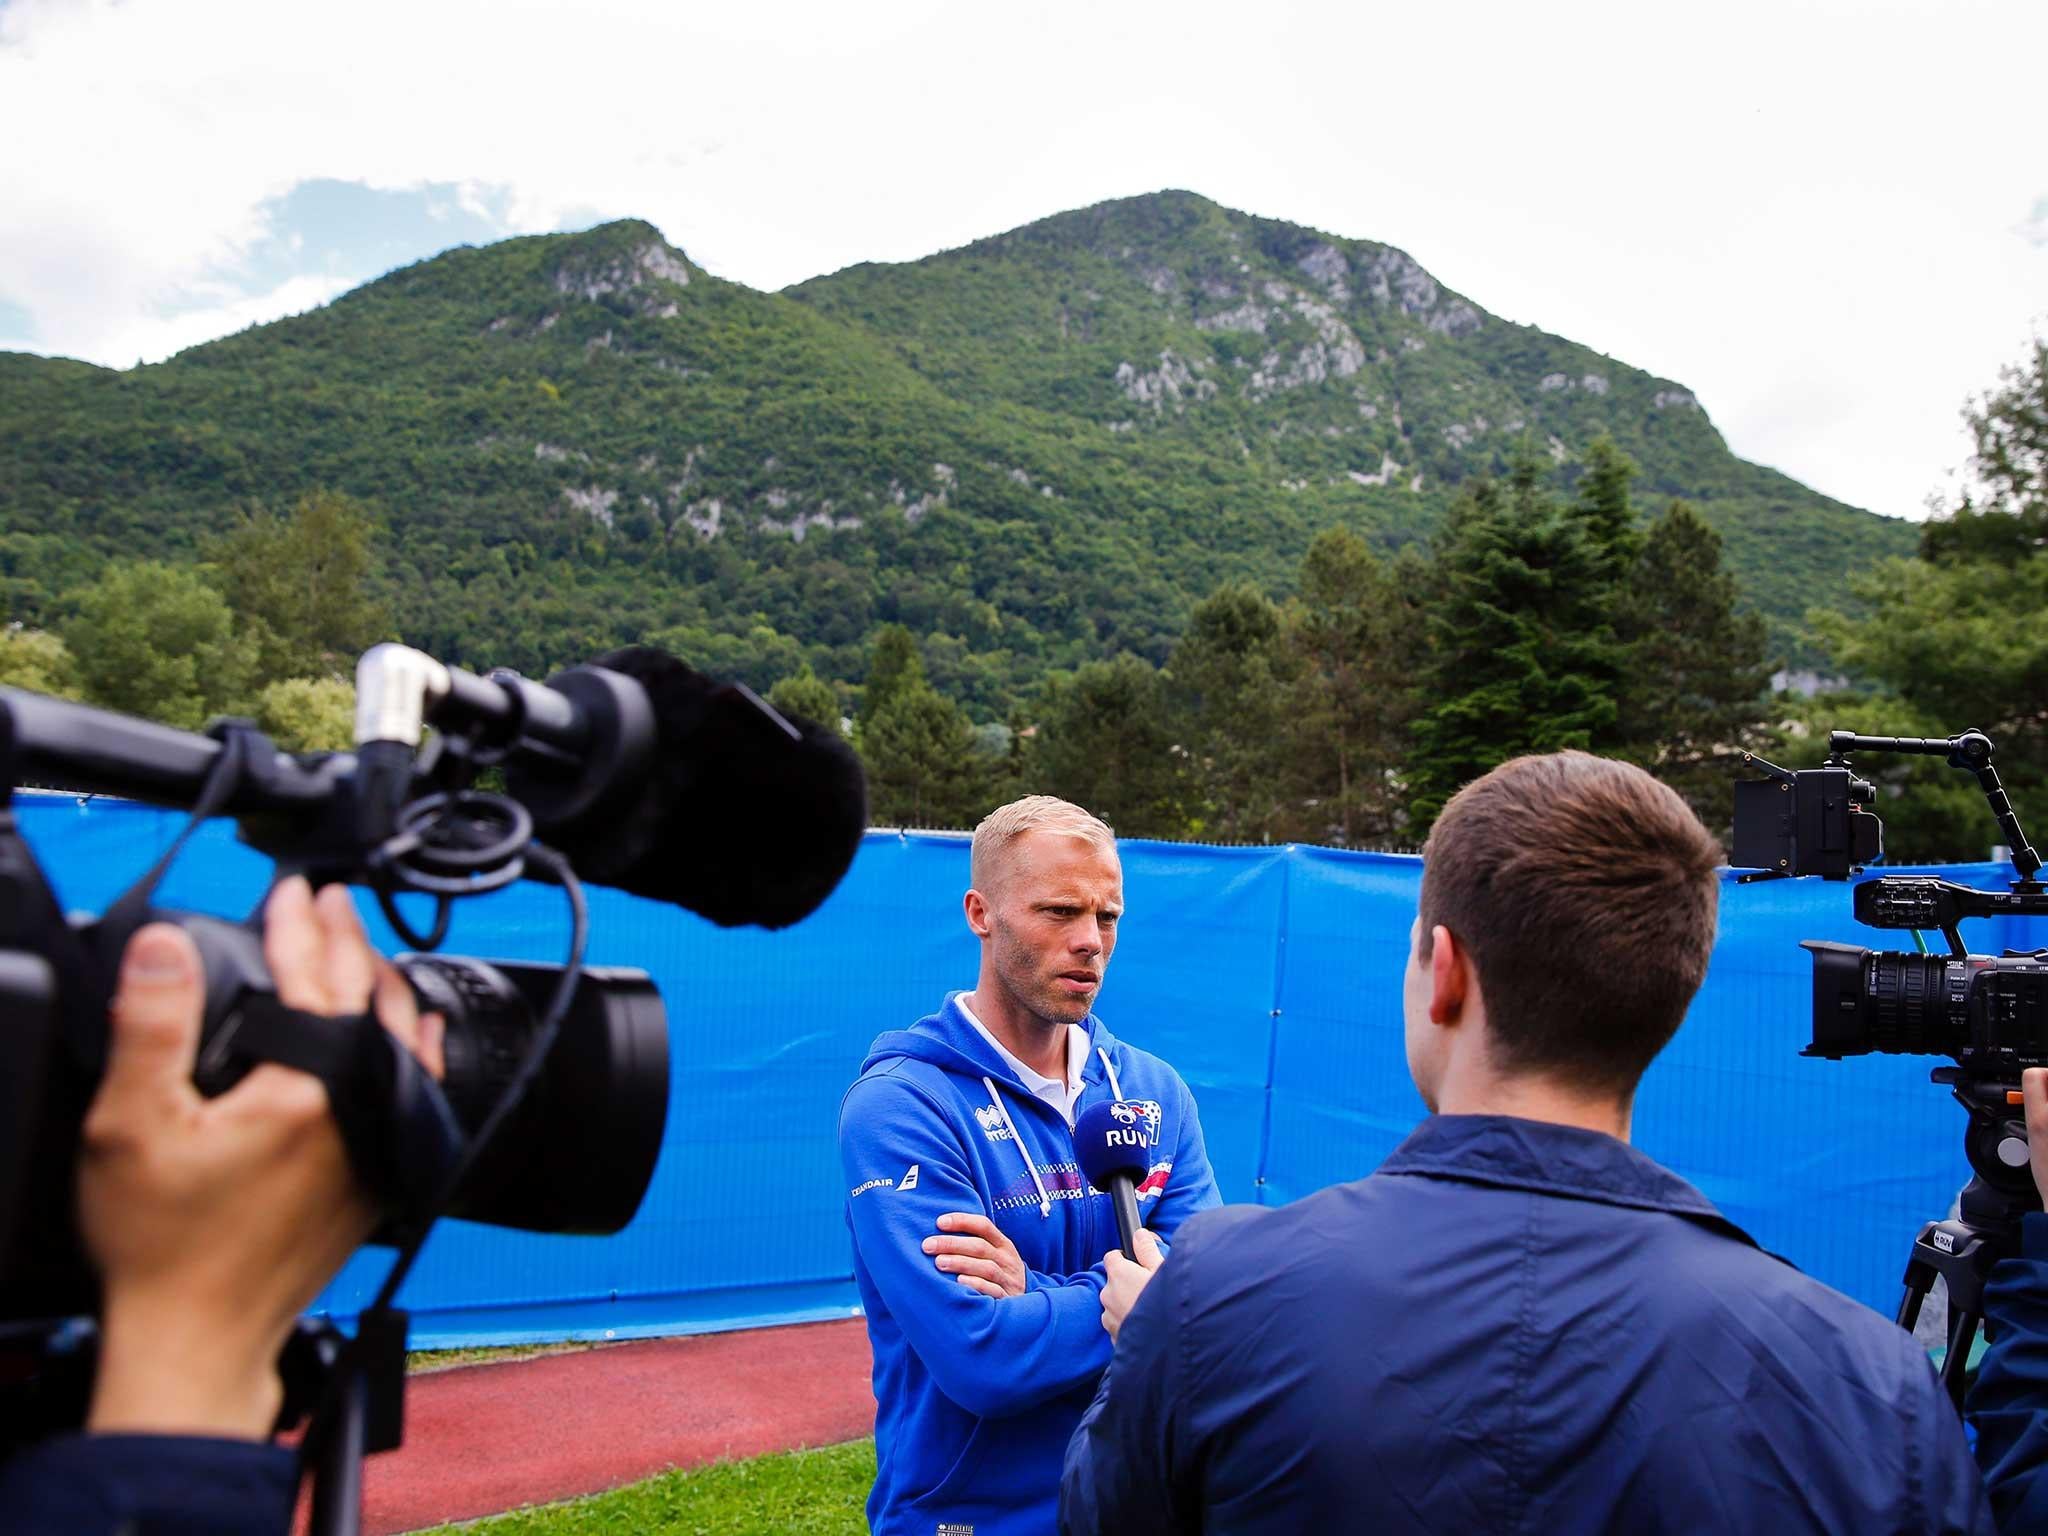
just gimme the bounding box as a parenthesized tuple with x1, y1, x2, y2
(1063, 1114, 1993, 1535)
(0, 1432, 297, 1534)
(1971, 1212, 2048, 1530)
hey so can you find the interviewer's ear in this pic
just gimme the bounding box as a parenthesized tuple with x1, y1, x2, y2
(1427, 924, 1471, 1026)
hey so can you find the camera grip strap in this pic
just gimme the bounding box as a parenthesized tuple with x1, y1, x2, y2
(222, 994, 464, 1226)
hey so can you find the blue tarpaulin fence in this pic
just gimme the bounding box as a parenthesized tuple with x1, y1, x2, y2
(18, 794, 2044, 1345)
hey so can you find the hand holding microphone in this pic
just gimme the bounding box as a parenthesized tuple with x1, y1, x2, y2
(1074, 1099, 1167, 1339)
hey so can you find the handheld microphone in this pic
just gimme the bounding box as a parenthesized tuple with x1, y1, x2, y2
(1074, 1099, 1159, 1262)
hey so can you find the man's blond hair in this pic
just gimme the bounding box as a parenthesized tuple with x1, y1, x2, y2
(970, 795, 1117, 894)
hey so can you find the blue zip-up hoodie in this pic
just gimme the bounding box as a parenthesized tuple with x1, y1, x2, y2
(841, 993, 1219, 1536)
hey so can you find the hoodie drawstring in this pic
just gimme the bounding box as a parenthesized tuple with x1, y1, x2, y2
(1097, 1046, 1124, 1102)
(981, 1075, 1052, 1218)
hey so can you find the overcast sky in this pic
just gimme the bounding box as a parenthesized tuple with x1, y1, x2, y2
(1, 0, 2041, 521)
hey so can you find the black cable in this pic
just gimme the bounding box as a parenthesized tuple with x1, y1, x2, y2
(371, 886, 451, 951)
(370, 843, 587, 1310)
(294, 844, 589, 1530)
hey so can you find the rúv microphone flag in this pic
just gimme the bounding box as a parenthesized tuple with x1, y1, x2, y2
(1074, 1099, 1158, 1262)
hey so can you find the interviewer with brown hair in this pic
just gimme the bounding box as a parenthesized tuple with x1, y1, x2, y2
(1064, 751, 1994, 1535)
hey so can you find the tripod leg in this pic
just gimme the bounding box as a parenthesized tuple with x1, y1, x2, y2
(1898, 1248, 1938, 1332)
(1941, 1308, 1982, 1412)
(1898, 1283, 1928, 1332)
(307, 1365, 367, 1536)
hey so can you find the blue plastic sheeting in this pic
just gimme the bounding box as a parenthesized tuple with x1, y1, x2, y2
(16, 792, 2046, 1343)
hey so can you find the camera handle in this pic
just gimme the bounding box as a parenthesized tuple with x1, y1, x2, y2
(1826, 730, 2042, 889)
(1897, 1072, 2042, 1411)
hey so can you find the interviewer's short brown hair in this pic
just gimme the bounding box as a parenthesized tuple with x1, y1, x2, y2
(1417, 752, 1723, 1095)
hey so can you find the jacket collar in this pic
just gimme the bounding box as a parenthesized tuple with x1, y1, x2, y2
(1381, 1113, 1756, 1244)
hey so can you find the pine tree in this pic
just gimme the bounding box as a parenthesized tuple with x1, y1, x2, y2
(1571, 435, 1644, 585)
(860, 682, 989, 829)
(1406, 478, 1620, 827)
(1027, 653, 1190, 838)
(1170, 583, 1299, 841)
(1612, 500, 1773, 823)
(1282, 528, 1414, 845)
(859, 624, 923, 729)
(850, 623, 989, 825)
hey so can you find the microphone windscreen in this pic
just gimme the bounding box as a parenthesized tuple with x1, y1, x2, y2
(566, 646, 867, 928)
(1073, 1099, 1156, 1192)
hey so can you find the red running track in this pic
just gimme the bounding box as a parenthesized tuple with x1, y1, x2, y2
(296, 1318, 875, 1535)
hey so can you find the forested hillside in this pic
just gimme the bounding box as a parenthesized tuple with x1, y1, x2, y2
(0, 191, 1907, 715)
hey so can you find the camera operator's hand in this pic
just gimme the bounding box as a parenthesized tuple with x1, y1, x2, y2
(2024, 1067, 2048, 1209)
(1099, 1227, 1163, 1341)
(924, 1212, 1029, 1298)
(79, 877, 444, 1440)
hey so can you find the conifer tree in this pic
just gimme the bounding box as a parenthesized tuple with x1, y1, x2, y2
(1028, 653, 1189, 838)
(860, 624, 923, 728)
(861, 683, 987, 829)
(1406, 478, 1619, 826)
(854, 625, 987, 827)
(1571, 435, 1644, 585)
(1612, 499, 1772, 822)
(1282, 528, 1414, 845)
(1170, 583, 1299, 841)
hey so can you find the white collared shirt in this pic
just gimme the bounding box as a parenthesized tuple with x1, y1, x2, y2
(958, 998, 1090, 1126)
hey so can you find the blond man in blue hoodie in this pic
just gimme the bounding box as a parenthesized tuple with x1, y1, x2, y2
(840, 796, 1219, 1536)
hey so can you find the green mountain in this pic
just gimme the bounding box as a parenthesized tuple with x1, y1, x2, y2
(0, 191, 1907, 711)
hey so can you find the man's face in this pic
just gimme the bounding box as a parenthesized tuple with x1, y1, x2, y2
(1403, 916, 1443, 1112)
(976, 831, 1123, 1028)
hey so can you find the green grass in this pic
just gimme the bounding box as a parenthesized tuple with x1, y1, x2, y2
(406, 1342, 604, 1374)
(409, 1439, 876, 1534)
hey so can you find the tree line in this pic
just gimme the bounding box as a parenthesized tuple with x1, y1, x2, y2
(0, 490, 384, 751)
(797, 334, 2046, 866)
(6, 342, 2040, 864)
(806, 436, 1773, 847)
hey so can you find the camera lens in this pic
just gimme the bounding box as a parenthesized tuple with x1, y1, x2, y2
(1866, 951, 1957, 1053)
(397, 957, 669, 1235)
(1801, 941, 1964, 1058)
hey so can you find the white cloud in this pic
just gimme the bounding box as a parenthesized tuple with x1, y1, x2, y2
(2019, 196, 2048, 248)
(1, 0, 2044, 517)
(106, 274, 362, 370)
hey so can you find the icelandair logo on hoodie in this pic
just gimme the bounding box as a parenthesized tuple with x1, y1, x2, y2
(850, 1164, 920, 1199)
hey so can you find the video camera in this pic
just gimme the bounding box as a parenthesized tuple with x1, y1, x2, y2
(1732, 729, 2047, 1075)
(1732, 727, 2046, 1407)
(0, 641, 866, 1531)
